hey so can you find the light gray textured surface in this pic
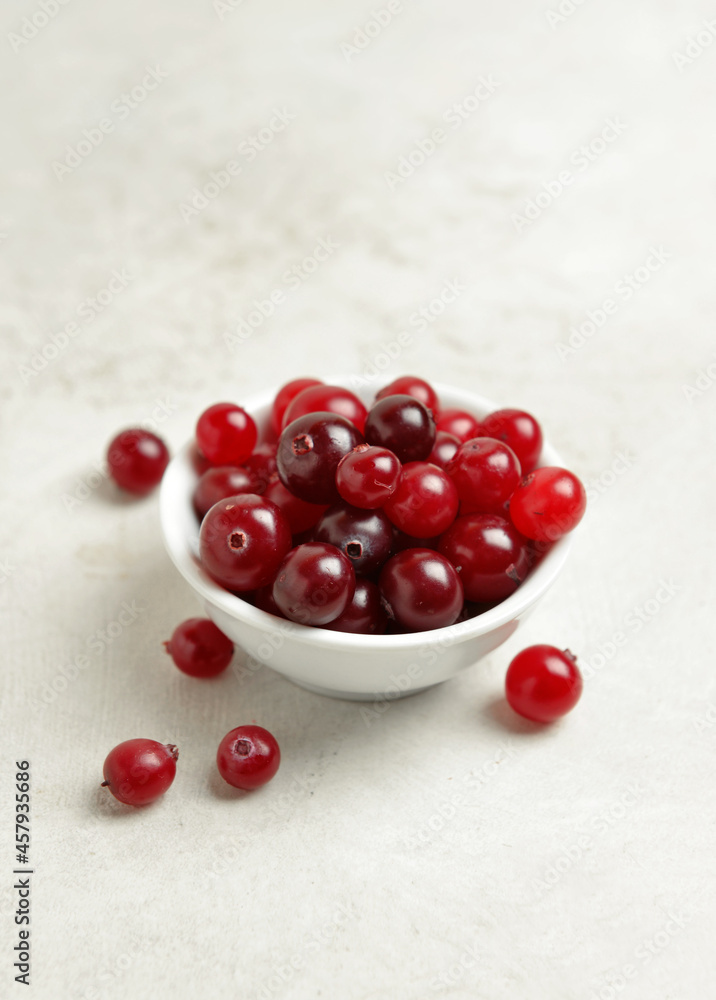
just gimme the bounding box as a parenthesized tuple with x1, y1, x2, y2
(1, 1, 715, 997)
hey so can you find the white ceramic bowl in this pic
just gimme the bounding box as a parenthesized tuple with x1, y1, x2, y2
(160, 380, 573, 701)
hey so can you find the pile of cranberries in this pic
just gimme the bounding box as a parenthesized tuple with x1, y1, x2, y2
(189, 375, 586, 634)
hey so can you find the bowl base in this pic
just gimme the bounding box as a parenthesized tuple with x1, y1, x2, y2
(288, 678, 437, 702)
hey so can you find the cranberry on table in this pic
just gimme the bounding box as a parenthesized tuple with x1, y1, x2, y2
(447, 437, 522, 515)
(375, 375, 439, 415)
(164, 618, 234, 678)
(505, 645, 583, 722)
(264, 476, 329, 534)
(428, 431, 461, 469)
(199, 494, 292, 592)
(101, 739, 178, 806)
(435, 408, 482, 443)
(509, 466, 587, 543)
(383, 462, 459, 538)
(480, 408, 543, 474)
(192, 465, 262, 520)
(277, 412, 364, 504)
(379, 549, 464, 631)
(196, 402, 257, 466)
(270, 378, 323, 437)
(313, 502, 393, 576)
(364, 395, 436, 463)
(272, 542, 356, 625)
(438, 514, 530, 603)
(282, 384, 368, 434)
(335, 444, 402, 508)
(216, 725, 280, 790)
(107, 428, 169, 495)
(320, 578, 388, 634)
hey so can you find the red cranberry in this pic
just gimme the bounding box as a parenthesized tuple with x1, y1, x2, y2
(243, 443, 278, 492)
(375, 376, 439, 414)
(199, 494, 292, 592)
(253, 585, 287, 618)
(193, 465, 262, 521)
(270, 378, 323, 437)
(438, 514, 530, 602)
(164, 618, 234, 678)
(277, 412, 364, 504)
(335, 445, 402, 508)
(447, 438, 521, 515)
(282, 384, 368, 434)
(509, 467, 586, 543)
(364, 395, 436, 463)
(196, 403, 257, 466)
(107, 429, 169, 495)
(436, 408, 482, 443)
(320, 578, 388, 634)
(379, 549, 464, 631)
(383, 462, 459, 538)
(505, 645, 583, 722)
(428, 431, 461, 469)
(479, 408, 543, 474)
(272, 542, 356, 625)
(101, 739, 178, 806)
(313, 502, 393, 576)
(216, 725, 280, 790)
(264, 476, 329, 534)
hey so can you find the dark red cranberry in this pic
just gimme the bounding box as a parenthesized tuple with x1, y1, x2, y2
(375, 376, 439, 414)
(243, 443, 278, 492)
(335, 445, 401, 508)
(428, 430, 461, 469)
(436, 408, 482, 443)
(438, 513, 530, 602)
(272, 542, 356, 625)
(277, 412, 363, 504)
(271, 378, 323, 437)
(479, 408, 543, 474)
(193, 466, 262, 521)
(383, 462, 459, 538)
(447, 438, 521, 515)
(391, 528, 441, 553)
(253, 585, 287, 618)
(364, 395, 436, 463)
(282, 384, 368, 434)
(313, 502, 393, 576)
(199, 494, 292, 592)
(107, 429, 170, 495)
(379, 549, 464, 631)
(320, 578, 388, 634)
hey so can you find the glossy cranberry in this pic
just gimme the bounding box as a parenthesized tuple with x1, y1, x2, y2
(479, 408, 543, 474)
(164, 618, 234, 677)
(199, 494, 292, 591)
(335, 445, 402, 508)
(313, 502, 393, 576)
(505, 645, 583, 722)
(107, 429, 169, 495)
(216, 725, 280, 790)
(270, 378, 323, 437)
(375, 376, 439, 414)
(447, 438, 521, 515)
(436, 408, 482, 443)
(438, 514, 530, 602)
(282, 384, 368, 434)
(383, 462, 459, 538)
(193, 465, 261, 520)
(101, 739, 178, 806)
(277, 413, 363, 504)
(379, 549, 464, 631)
(243, 443, 278, 492)
(364, 395, 436, 463)
(263, 476, 329, 534)
(196, 403, 257, 466)
(428, 431, 461, 469)
(272, 542, 356, 625)
(509, 467, 586, 543)
(320, 578, 388, 634)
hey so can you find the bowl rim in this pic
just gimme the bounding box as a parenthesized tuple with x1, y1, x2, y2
(160, 379, 573, 650)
